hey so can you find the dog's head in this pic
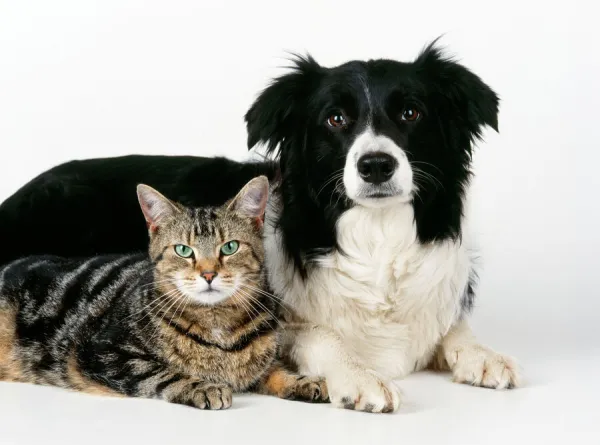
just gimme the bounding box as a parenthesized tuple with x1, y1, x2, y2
(246, 42, 498, 255)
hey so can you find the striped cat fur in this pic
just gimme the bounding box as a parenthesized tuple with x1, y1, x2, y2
(0, 176, 328, 409)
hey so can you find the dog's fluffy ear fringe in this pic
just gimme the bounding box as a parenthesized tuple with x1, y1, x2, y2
(415, 38, 500, 137)
(244, 55, 321, 155)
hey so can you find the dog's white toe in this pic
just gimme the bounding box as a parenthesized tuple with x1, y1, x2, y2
(327, 368, 401, 413)
(448, 344, 521, 389)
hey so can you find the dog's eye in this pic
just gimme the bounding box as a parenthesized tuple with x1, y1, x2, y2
(326, 113, 348, 129)
(401, 108, 421, 122)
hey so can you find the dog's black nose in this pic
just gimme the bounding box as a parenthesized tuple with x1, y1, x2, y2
(357, 153, 397, 184)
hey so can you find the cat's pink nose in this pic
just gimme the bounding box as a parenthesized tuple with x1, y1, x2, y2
(201, 271, 217, 284)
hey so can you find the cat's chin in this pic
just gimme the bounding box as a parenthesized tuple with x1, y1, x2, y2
(181, 287, 234, 307)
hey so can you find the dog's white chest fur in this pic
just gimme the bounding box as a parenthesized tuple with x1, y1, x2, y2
(265, 201, 470, 380)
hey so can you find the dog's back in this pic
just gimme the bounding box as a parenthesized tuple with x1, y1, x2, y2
(0, 155, 276, 266)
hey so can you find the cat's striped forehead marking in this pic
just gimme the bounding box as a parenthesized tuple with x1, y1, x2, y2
(187, 207, 226, 256)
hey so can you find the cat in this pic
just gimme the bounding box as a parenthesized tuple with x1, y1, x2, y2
(0, 176, 328, 409)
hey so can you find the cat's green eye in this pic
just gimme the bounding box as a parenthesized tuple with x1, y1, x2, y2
(174, 244, 194, 258)
(220, 241, 239, 256)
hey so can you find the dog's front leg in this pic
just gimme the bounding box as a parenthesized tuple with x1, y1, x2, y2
(281, 323, 401, 413)
(435, 318, 521, 389)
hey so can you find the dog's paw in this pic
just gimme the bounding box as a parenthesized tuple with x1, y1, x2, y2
(448, 344, 520, 390)
(327, 368, 401, 413)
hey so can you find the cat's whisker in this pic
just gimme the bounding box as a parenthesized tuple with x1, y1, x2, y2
(237, 282, 279, 299)
(128, 287, 182, 324)
(174, 296, 191, 330)
(235, 288, 283, 329)
(128, 296, 174, 326)
(237, 283, 290, 313)
(140, 288, 186, 333)
(231, 293, 259, 330)
(147, 291, 187, 343)
(167, 291, 190, 328)
(239, 299, 278, 332)
(235, 290, 263, 321)
(234, 288, 269, 320)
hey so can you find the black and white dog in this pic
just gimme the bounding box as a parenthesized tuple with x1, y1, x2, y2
(0, 42, 519, 413)
(245, 42, 519, 413)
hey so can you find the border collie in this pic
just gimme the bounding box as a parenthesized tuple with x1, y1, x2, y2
(0, 42, 519, 413)
(244, 42, 520, 413)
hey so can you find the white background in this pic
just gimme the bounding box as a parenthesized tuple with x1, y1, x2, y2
(0, 1, 598, 444)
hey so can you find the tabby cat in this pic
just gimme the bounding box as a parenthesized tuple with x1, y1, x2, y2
(0, 176, 328, 409)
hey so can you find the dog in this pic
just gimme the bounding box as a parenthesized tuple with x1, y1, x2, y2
(245, 41, 520, 413)
(0, 42, 519, 413)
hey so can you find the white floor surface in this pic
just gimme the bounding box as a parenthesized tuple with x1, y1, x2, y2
(1, 317, 598, 445)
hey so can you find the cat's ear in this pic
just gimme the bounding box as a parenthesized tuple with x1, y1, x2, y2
(136, 184, 180, 233)
(227, 176, 269, 227)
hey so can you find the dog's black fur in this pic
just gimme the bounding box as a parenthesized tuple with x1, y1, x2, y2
(0, 156, 276, 266)
(245, 43, 498, 271)
(0, 43, 498, 273)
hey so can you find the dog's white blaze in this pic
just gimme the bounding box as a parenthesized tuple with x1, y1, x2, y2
(360, 79, 373, 124)
(343, 128, 414, 205)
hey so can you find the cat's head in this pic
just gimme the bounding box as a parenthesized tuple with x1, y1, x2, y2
(136, 176, 269, 306)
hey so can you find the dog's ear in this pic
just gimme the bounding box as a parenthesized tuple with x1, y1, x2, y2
(416, 42, 499, 139)
(245, 55, 321, 156)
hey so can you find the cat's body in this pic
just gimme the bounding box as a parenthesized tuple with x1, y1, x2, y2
(0, 177, 328, 409)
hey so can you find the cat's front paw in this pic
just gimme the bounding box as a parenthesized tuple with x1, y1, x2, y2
(448, 344, 520, 390)
(286, 376, 329, 403)
(328, 367, 401, 413)
(190, 383, 233, 410)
